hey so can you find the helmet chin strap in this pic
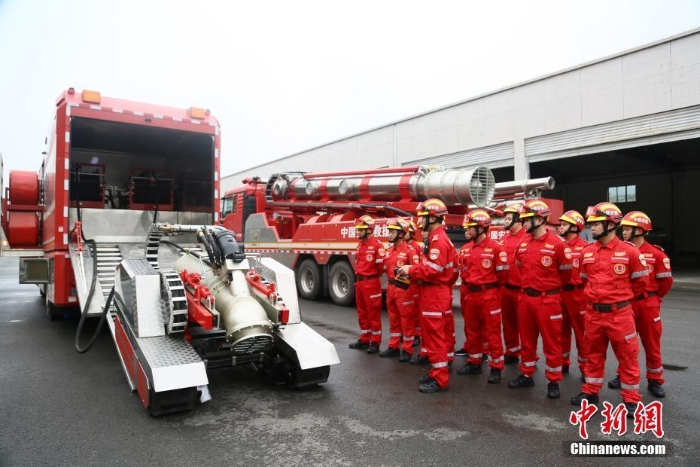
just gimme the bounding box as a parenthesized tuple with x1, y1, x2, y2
(632, 227, 646, 239)
(592, 221, 617, 240)
(525, 217, 542, 234)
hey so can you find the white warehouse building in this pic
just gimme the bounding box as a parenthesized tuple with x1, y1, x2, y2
(222, 28, 700, 266)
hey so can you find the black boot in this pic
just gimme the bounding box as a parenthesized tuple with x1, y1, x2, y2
(413, 336, 421, 347)
(547, 382, 560, 399)
(457, 362, 483, 375)
(379, 347, 399, 358)
(571, 392, 599, 405)
(419, 374, 433, 384)
(508, 374, 534, 388)
(482, 353, 489, 362)
(648, 380, 666, 398)
(487, 368, 502, 384)
(608, 375, 621, 389)
(419, 379, 448, 393)
(367, 343, 379, 354)
(410, 355, 429, 365)
(504, 355, 520, 364)
(624, 401, 639, 418)
(398, 349, 412, 363)
(349, 340, 369, 350)
(562, 365, 570, 374)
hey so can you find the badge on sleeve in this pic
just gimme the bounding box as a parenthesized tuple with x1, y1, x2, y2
(663, 258, 670, 269)
(564, 248, 572, 260)
(639, 254, 648, 267)
(499, 251, 508, 263)
(430, 248, 440, 260)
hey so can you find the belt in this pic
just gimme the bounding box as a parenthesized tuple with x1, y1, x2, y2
(504, 283, 521, 291)
(590, 301, 631, 313)
(562, 284, 585, 292)
(523, 287, 560, 297)
(356, 274, 379, 281)
(466, 282, 498, 292)
(388, 278, 411, 290)
(416, 280, 440, 286)
(634, 291, 657, 301)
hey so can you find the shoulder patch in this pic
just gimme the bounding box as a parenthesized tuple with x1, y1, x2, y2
(639, 254, 648, 267)
(663, 257, 671, 269)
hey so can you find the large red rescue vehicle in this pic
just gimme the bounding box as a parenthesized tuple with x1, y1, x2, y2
(1, 89, 338, 415)
(221, 166, 559, 306)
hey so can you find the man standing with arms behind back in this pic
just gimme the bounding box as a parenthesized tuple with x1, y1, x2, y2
(349, 215, 386, 355)
(571, 203, 649, 415)
(499, 203, 526, 364)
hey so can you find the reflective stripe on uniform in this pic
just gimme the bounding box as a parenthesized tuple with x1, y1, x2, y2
(550, 314, 563, 320)
(559, 264, 573, 270)
(370, 293, 382, 299)
(625, 332, 637, 341)
(647, 366, 663, 373)
(656, 272, 672, 278)
(587, 377, 604, 383)
(508, 346, 521, 352)
(423, 311, 442, 317)
(523, 361, 537, 367)
(492, 356, 504, 363)
(427, 261, 444, 272)
(490, 308, 501, 315)
(546, 365, 562, 373)
(371, 331, 381, 336)
(577, 356, 587, 362)
(496, 265, 509, 271)
(621, 383, 639, 390)
(631, 269, 650, 279)
(469, 354, 482, 359)
(403, 336, 415, 341)
(390, 332, 402, 337)
(402, 300, 414, 306)
(433, 361, 449, 369)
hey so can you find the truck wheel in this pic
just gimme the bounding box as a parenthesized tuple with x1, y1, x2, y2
(328, 261, 355, 307)
(296, 259, 321, 301)
(46, 299, 63, 321)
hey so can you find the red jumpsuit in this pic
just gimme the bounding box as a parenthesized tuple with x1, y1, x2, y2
(516, 231, 572, 382)
(561, 235, 590, 375)
(500, 228, 527, 358)
(408, 225, 458, 389)
(354, 236, 386, 345)
(459, 237, 509, 370)
(384, 241, 419, 354)
(632, 241, 673, 384)
(580, 237, 649, 403)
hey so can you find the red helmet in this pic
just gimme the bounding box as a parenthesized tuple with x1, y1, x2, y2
(586, 202, 623, 224)
(354, 215, 375, 230)
(416, 198, 448, 217)
(387, 218, 408, 234)
(463, 209, 492, 228)
(621, 211, 652, 231)
(519, 199, 551, 219)
(559, 210, 585, 231)
(503, 203, 523, 214)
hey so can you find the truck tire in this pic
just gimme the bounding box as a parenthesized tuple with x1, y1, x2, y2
(46, 298, 63, 321)
(328, 261, 355, 307)
(296, 259, 322, 301)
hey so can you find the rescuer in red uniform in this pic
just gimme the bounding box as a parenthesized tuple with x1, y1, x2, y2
(382, 219, 419, 362)
(349, 215, 386, 354)
(398, 199, 458, 393)
(557, 210, 590, 382)
(407, 220, 423, 348)
(607, 211, 673, 398)
(455, 209, 509, 383)
(498, 202, 526, 364)
(509, 199, 572, 399)
(571, 203, 649, 415)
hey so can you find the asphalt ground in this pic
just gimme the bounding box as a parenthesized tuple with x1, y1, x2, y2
(1, 256, 699, 466)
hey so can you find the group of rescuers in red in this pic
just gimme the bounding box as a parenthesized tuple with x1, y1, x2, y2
(349, 197, 673, 414)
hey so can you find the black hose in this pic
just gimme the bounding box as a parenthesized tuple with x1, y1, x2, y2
(75, 285, 113, 354)
(160, 240, 188, 254)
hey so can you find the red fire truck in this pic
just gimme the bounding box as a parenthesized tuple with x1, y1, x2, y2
(1, 89, 339, 415)
(221, 166, 559, 306)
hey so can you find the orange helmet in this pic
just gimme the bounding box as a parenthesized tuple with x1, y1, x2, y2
(586, 202, 623, 224)
(559, 210, 585, 231)
(463, 209, 492, 228)
(416, 198, 448, 217)
(621, 211, 652, 231)
(387, 218, 408, 234)
(354, 215, 375, 230)
(519, 199, 551, 219)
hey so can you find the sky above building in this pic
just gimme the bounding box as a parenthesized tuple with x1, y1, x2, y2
(0, 0, 699, 178)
